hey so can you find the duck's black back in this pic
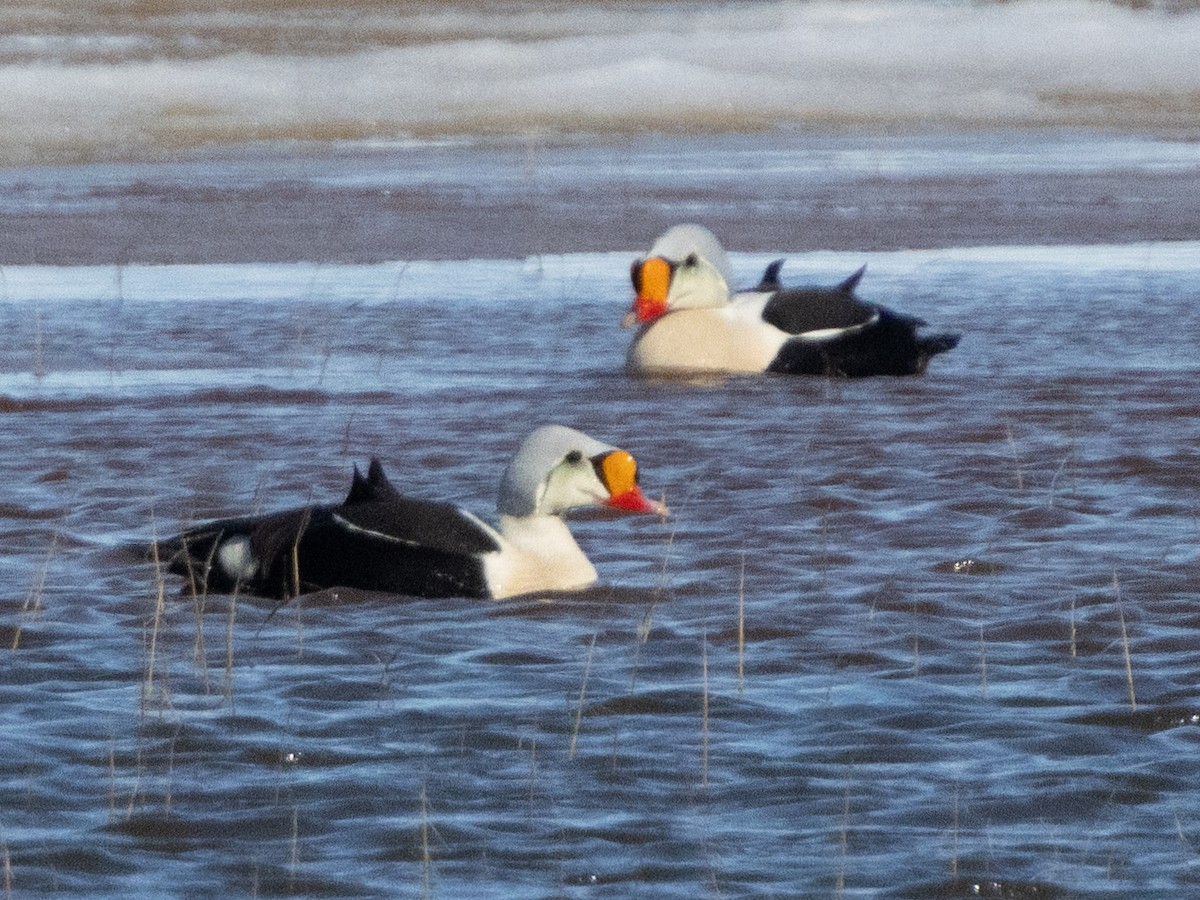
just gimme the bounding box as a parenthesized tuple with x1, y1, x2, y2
(160, 461, 501, 600)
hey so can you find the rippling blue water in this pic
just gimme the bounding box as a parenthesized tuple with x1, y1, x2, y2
(2, 2, 1199, 894)
(2, 227, 1199, 896)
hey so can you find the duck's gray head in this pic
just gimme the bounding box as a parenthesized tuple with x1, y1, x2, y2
(497, 425, 667, 519)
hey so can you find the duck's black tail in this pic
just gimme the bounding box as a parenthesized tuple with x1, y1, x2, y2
(921, 332, 961, 357)
(148, 514, 272, 597)
(148, 522, 230, 596)
(920, 332, 961, 357)
(914, 332, 961, 374)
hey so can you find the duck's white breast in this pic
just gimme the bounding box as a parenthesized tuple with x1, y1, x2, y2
(626, 307, 787, 375)
(481, 515, 598, 599)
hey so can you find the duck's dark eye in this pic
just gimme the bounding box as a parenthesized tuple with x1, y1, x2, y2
(565, 450, 583, 465)
(684, 253, 698, 267)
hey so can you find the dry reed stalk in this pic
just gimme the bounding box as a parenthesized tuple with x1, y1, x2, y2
(1004, 423, 1024, 492)
(569, 633, 597, 760)
(420, 783, 432, 900)
(737, 554, 746, 697)
(1175, 813, 1195, 855)
(1114, 572, 1137, 710)
(701, 629, 710, 790)
(13, 532, 58, 650)
(912, 599, 921, 677)
(199, 532, 221, 599)
(1047, 450, 1074, 505)
(108, 742, 117, 822)
(192, 588, 209, 694)
(224, 587, 239, 706)
(639, 520, 677, 644)
(705, 855, 725, 900)
(526, 738, 538, 815)
(33, 309, 45, 380)
(290, 508, 312, 600)
(317, 344, 332, 386)
(289, 509, 313, 658)
(950, 785, 960, 881)
(1069, 595, 1078, 659)
(22, 532, 56, 613)
(835, 782, 850, 898)
(176, 533, 199, 599)
(619, 507, 678, 758)
(818, 502, 830, 601)
(163, 726, 179, 816)
(385, 262, 410, 305)
(125, 744, 144, 819)
(291, 597, 305, 656)
(174, 530, 216, 673)
(370, 651, 397, 710)
(289, 806, 299, 887)
(286, 272, 317, 377)
(144, 534, 167, 707)
(978, 623, 988, 699)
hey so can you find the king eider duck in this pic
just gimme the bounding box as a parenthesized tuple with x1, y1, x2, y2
(623, 224, 960, 377)
(157, 425, 668, 601)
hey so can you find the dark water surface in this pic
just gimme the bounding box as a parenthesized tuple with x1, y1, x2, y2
(3, 132, 1200, 265)
(2, 134, 1200, 898)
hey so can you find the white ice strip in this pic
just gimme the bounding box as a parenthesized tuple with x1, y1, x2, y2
(0, 1, 1198, 163)
(2, 242, 1200, 306)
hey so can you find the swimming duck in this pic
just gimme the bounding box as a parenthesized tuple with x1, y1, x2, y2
(157, 425, 667, 600)
(624, 224, 960, 377)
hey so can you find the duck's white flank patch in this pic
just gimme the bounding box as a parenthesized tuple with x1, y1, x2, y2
(217, 535, 259, 580)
